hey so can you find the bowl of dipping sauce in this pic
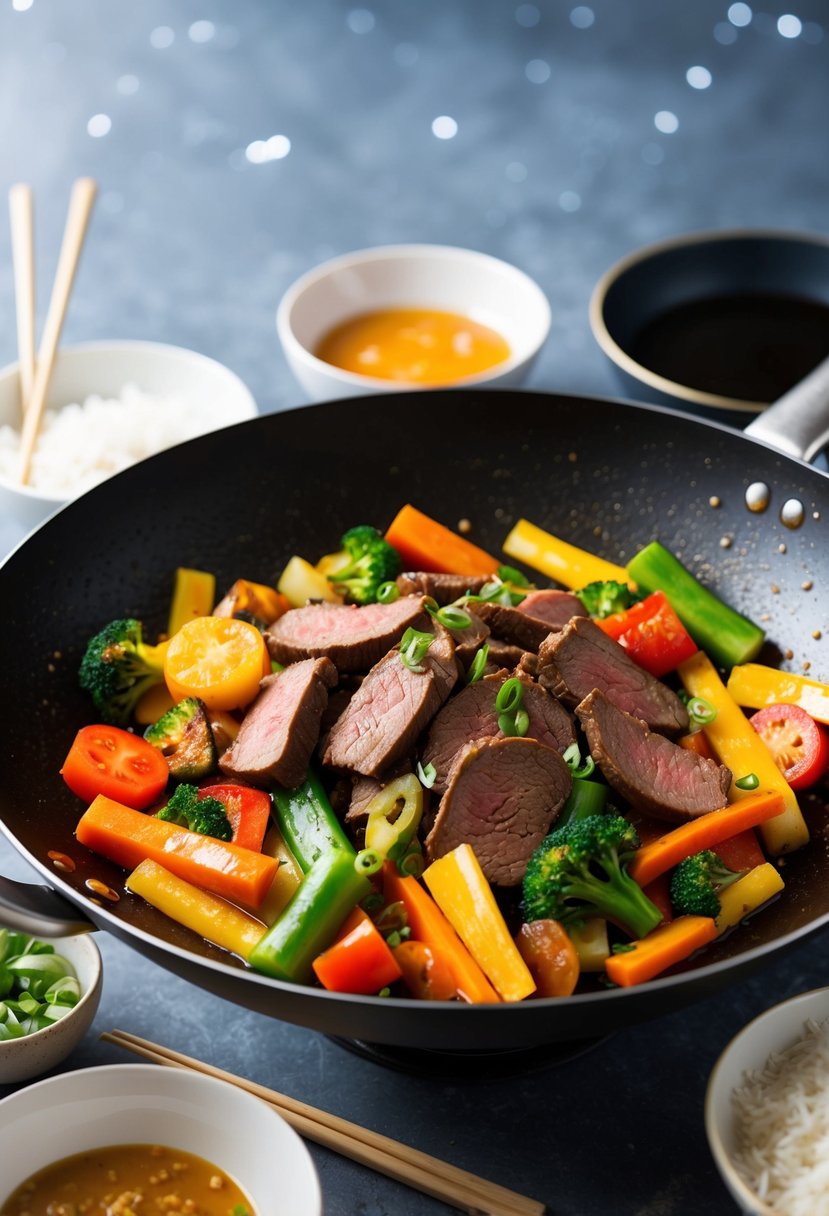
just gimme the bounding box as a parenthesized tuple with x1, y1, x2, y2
(0, 1063, 322, 1216)
(0, 340, 257, 535)
(705, 987, 829, 1215)
(276, 243, 551, 402)
(590, 229, 829, 420)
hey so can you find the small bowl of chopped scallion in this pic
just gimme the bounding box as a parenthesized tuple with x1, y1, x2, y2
(0, 926, 102, 1083)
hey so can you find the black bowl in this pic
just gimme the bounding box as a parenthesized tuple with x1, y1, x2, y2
(590, 228, 829, 422)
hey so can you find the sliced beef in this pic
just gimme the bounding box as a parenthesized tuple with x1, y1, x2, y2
(422, 677, 576, 793)
(536, 616, 689, 736)
(266, 596, 428, 673)
(486, 638, 530, 670)
(323, 629, 459, 777)
(473, 601, 553, 653)
(219, 657, 337, 789)
(576, 689, 731, 823)
(424, 737, 572, 886)
(517, 588, 588, 631)
(395, 572, 489, 603)
(451, 609, 490, 673)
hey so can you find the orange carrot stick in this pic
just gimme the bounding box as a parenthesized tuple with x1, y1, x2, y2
(605, 916, 717, 987)
(627, 790, 785, 890)
(383, 862, 500, 1003)
(76, 794, 278, 908)
(385, 504, 500, 576)
(678, 731, 714, 760)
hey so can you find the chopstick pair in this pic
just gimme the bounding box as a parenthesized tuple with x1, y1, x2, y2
(8, 176, 97, 484)
(102, 1028, 546, 1216)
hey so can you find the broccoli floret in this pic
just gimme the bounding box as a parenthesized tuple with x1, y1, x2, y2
(669, 850, 744, 918)
(78, 618, 167, 726)
(328, 525, 401, 604)
(156, 783, 232, 840)
(144, 696, 217, 780)
(575, 580, 639, 619)
(522, 814, 663, 940)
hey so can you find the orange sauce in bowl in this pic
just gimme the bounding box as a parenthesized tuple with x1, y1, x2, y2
(314, 308, 511, 384)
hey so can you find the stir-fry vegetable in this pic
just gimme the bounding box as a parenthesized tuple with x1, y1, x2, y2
(79, 618, 169, 726)
(167, 566, 216, 636)
(726, 663, 829, 724)
(595, 590, 698, 678)
(163, 616, 269, 710)
(749, 703, 829, 791)
(502, 519, 628, 589)
(385, 503, 500, 575)
(61, 723, 169, 810)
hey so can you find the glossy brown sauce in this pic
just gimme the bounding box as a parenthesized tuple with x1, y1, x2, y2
(627, 292, 829, 402)
(1, 1144, 254, 1216)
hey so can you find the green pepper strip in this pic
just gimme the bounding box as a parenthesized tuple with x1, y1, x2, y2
(247, 850, 372, 983)
(272, 769, 354, 874)
(557, 778, 609, 827)
(626, 541, 765, 670)
(364, 774, 424, 862)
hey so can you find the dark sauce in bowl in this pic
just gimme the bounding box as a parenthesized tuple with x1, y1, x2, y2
(628, 292, 829, 403)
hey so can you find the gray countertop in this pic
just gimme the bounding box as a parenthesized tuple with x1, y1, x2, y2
(2, 2, 829, 1212)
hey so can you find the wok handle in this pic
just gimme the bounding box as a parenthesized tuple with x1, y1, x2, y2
(0, 874, 95, 937)
(743, 352, 829, 463)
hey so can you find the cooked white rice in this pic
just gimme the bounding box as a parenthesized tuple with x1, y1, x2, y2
(731, 1015, 829, 1215)
(0, 382, 242, 497)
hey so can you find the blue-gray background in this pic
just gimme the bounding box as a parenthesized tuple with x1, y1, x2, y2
(1, 3, 828, 1213)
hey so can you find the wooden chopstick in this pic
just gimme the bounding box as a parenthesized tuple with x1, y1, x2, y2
(17, 176, 97, 485)
(102, 1028, 546, 1216)
(8, 183, 36, 420)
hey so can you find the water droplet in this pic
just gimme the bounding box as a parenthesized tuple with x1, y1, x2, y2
(745, 482, 770, 513)
(780, 498, 805, 529)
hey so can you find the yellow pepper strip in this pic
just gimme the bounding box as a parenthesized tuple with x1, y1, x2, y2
(167, 567, 216, 637)
(278, 555, 344, 607)
(423, 844, 536, 1002)
(501, 518, 629, 590)
(365, 774, 423, 859)
(604, 916, 717, 988)
(125, 857, 267, 961)
(133, 680, 176, 726)
(678, 651, 809, 856)
(566, 917, 610, 972)
(715, 863, 784, 935)
(253, 826, 304, 926)
(727, 663, 829, 726)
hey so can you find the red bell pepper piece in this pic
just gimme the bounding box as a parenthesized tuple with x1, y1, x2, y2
(197, 783, 272, 853)
(311, 907, 403, 995)
(596, 590, 698, 678)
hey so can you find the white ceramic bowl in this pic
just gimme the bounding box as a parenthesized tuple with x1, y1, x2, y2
(0, 1062, 322, 1214)
(276, 243, 551, 402)
(0, 932, 102, 1085)
(0, 340, 258, 534)
(705, 987, 829, 1215)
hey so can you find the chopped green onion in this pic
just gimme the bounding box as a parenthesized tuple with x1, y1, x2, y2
(399, 847, 425, 878)
(495, 678, 524, 715)
(436, 605, 472, 630)
(416, 761, 437, 789)
(361, 890, 385, 914)
(373, 900, 408, 935)
(562, 742, 596, 780)
(376, 581, 400, 604)
(686, 696, 717, 726)
(611, 942, 637, 954)
(497, 565, 531, 588)
(399, 627, 434, 673)
(466, 643, 490, 685)
(735, 772, 760, 791)
(354, 849, 383, 877)
(0, 930, 80, 1041)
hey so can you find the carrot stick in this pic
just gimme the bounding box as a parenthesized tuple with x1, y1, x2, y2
(678, 731, 714, 760)
(76, 794, 278, 907)
(627, 790, 785, 889)
(383, 862, 500, 1003)
(384, 504, 500, 576)
(605, 916, 717, 987)
(125, 858, 267, 960)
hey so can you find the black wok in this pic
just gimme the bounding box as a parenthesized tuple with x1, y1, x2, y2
(1, 384, 828, 1055)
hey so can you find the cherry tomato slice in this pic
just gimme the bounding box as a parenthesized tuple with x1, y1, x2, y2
(61, 724, 169, 810)
(750, 703, 829, 791)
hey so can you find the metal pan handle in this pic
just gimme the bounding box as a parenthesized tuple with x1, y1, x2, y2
(0, 873, 95, 937)
(743, 353, 829, 463)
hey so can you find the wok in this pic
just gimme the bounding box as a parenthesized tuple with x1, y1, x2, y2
(2, 373, 829, 1057)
